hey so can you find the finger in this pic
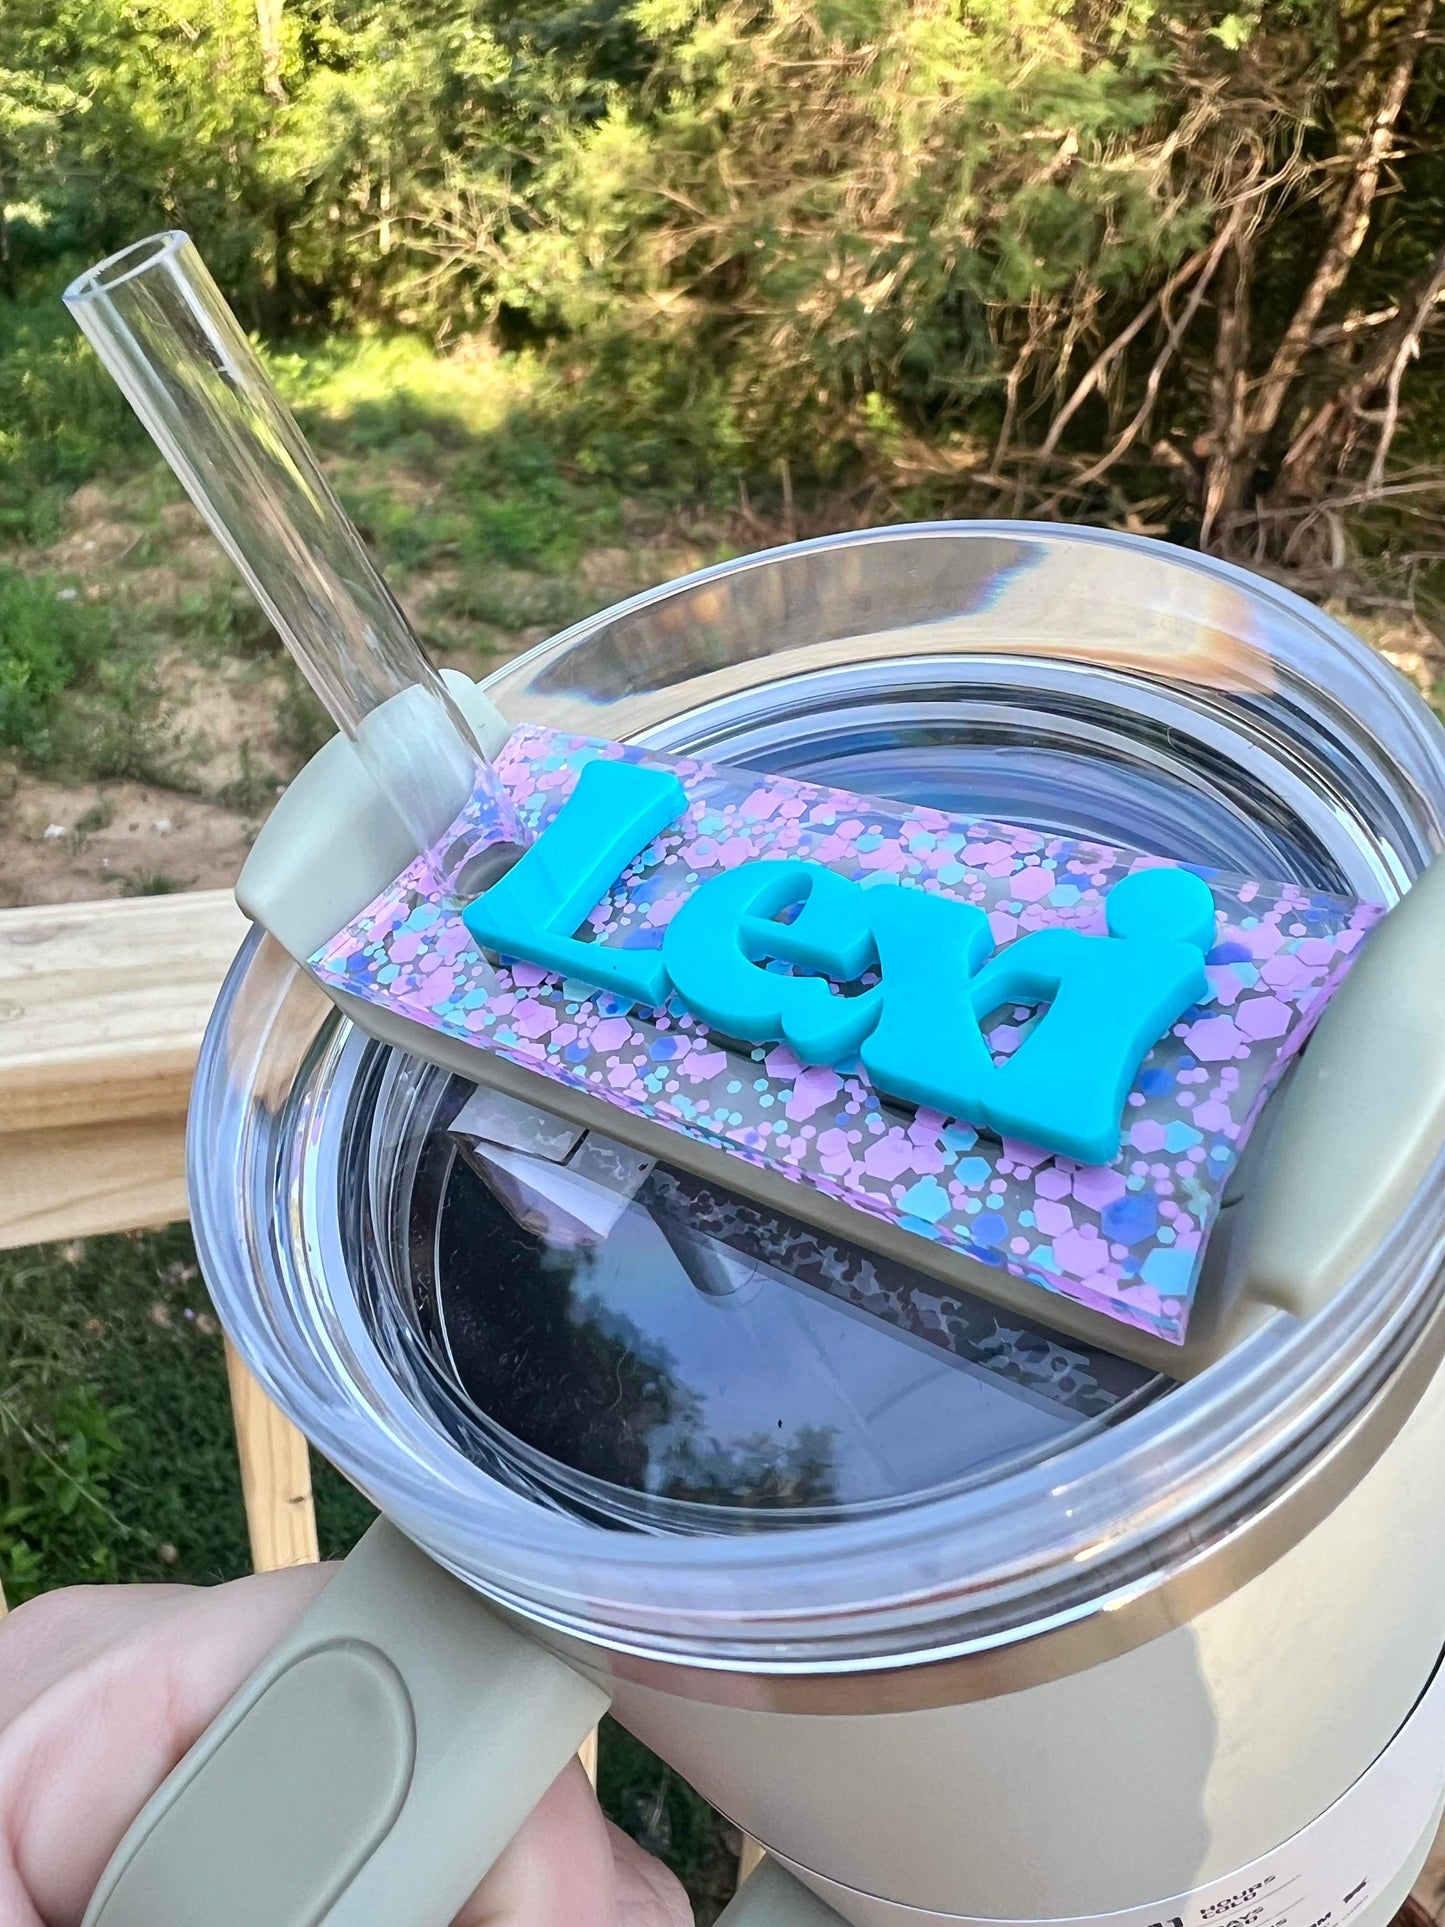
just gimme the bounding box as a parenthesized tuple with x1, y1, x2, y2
(0, 1565, 332, 1927)
(453, 1759, 691, 1927)
(453, 1759, 619, 1925)
(603, 1819, 695, 1926)
(0, 1583, 204, 1729)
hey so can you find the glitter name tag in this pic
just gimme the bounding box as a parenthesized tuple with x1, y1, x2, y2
(312, 726, 1380, 1345)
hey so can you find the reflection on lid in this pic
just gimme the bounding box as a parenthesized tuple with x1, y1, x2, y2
(437, 1103, 1160, 1524)
(640, 1166, 1149, 1422)
(523, 530, 1277, 731)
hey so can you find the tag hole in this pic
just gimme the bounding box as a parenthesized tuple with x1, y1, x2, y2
(453, 842, 526, 898)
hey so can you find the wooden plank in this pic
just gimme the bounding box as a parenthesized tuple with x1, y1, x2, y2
(225, 1342, 320, 1572)
(738, 1838, 766, 1884)
(0, 1113, 189, 1249)
(0, 891, 249, 1131)
(578, 1727, 599, 1787)
(0, 890, 322, 1587)
(0, 891, 248, 1251)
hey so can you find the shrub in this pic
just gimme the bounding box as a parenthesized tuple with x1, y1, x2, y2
(0, 565, 110, 753)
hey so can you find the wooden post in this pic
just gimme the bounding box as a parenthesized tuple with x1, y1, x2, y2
(224, 1341, 320, 1572)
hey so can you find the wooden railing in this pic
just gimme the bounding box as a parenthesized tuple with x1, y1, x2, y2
(0, 894, 308, 1606)
(0, 892, 249, 1250)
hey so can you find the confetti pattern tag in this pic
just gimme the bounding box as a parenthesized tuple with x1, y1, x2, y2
(312, 726, 1380, 1345)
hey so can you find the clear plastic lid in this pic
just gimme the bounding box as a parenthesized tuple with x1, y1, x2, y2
(193, 525, 1445, 1673)
(422, 1087, 1161, 1528)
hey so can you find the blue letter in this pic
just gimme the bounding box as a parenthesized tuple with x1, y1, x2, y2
(861, 868, 1214, 1164)
(662, 861, 882, 1062)
(858, 882, 996, 1109)
(953, 867, 1215, 1164)
(463, 757, 686, 1006)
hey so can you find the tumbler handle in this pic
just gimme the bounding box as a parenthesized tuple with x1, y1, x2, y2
(82, 1521, 610, 1927)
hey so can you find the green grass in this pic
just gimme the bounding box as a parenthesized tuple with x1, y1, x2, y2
(600, 1717, 744, 1922)
(0, 559, 180, 786)
(0, 1226, 374, 1598)
(0, 566, 111, 752)
(115, 868, 188, 896)
(276, 334, 638, 589)
(0, 306, 707, 789)
(0, 289, 144, 545)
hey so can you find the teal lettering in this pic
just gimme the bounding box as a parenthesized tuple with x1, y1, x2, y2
(858, 880, 995, 1108)
(956, 866, 1213, 1163)
(662, 861, 881, 1063)
(864, 867, 1212, 1162)
(462, 757, 686, 1006)
(465, 771, 1217, 1165)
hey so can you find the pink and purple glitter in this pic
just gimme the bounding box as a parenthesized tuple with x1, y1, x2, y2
(311, 725, 1380, 1345)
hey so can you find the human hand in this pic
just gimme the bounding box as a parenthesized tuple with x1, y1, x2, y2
(0, 1567, 691, 1926)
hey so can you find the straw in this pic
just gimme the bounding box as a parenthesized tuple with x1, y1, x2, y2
(65, 231, 525, 888)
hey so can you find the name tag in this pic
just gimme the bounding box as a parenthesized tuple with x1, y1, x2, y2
(312, 726, 1378, 1345)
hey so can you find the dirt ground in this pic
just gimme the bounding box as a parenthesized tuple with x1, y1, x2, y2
(4, 476, 1443, 914)
(1, 479, 713, 909)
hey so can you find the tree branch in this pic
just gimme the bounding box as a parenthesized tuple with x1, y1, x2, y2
(1036, 242, 1213, 459)
(255, 0, 286, 102)
(1047, 207, 1240, 505)
(1274, 232, 1445, 500)
(1243, 0, 1435, 447)
(1365, 235, 1445, 489)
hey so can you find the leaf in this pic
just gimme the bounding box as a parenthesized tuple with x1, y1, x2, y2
(1208, 13, 1257, 50)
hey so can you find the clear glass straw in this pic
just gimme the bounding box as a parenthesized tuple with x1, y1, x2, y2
(64, 231, 525, 892)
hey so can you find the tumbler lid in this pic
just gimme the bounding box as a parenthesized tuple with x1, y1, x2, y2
(196, 525, 1445, 1669)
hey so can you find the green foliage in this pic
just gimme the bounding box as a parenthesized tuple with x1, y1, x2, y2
(0, 1380, 126, 1599)
(0, 561, 175, 783)
(0, 564, 110, 750)
(489, 0, 1199, 459)
(3, 0, 1442, 544)
(0, 293, 140, 537)
(0, 1241, 133, 1602)
(0, 0, 1208, 471)
(0, 1227, 376, 1604)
